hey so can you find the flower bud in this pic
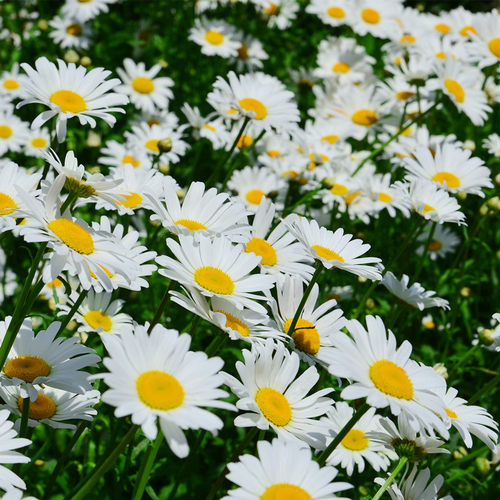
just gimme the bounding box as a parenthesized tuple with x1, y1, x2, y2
(158, 137, 173, 153)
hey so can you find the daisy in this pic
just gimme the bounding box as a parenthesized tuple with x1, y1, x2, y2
(98, 139, 152, 170)
(285, 215, 382, 280)
(116, 58, 174, 113)
(319, 402, 396, 476)
(381, 272, 450, 311)
(188, 18, 240, 58)
(48, 16, 92, 49)
(0, 64, 24, 101)
(207, 71, 300, 133)
(98, 324, 234, 458)
(403, 144, 492, 196)
(367, 173, 412, 218)
(0, 111, 29, 155)
(328, 315, 449, 436)
(0, 409, 31, 492)
(24, 128, 50, 158)
(416, 224, 460, 260)
(255, 0, 300, 30)
(223, 340, 334, 447)
(222, 438, 352, 500)
(156, 233, 275, 313)
(0, 317, 100, 400)
(468, 12, 500, 68)
(483, 133, 500, 157)
(18, 57, 128, 142)
(306, 0, 353, 28)
(62, 0, 118, 22)
(350, 0, 401, 39)
(232, 34, 268, 71)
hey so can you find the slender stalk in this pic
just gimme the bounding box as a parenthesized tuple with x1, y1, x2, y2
(205, 332, 228, 357)
(317, 403, 369, 466)
(132, 434, 163, 500)
(414, 222, 436, 281)
(469, 372, 500, 404)
(18, 398, 30, 439)
(282, 186, 322, 217)
(371, 456, 408, 500)
(57, 289, 88, 335)
(448, 344, 479, 380)
(59, 191, 77, 215)
(220, 117, 251, 190)
(148, 280, 172, 333)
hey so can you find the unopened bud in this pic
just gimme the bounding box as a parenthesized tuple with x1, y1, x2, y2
(176, 189, 185, 201)
(86, 131, 101, 147)
(366, 298, 375, 310)
(357, 276, 368, 284)
(457, 191, 467, 201)
(479, 328, 494, 346)
(158, 137, 172, 153)
(80, 56, 92, 67)
(159, 59, 168, 69)
(460, 287, 471, 297)
(64, 50, 79, 64)
(34, 459, 45, 467)
(158, 163, 170, 175)
(433, 362, 448, 379)
(463, 140, 475, 151)
(37, 19, 48, 30)
(495, 173, 500, 186)
(322, 177, 336, 189)
(475, 457, 491, 476)
(480, 203, 489, 216)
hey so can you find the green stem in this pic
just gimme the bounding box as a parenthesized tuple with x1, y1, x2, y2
(317, 403, 369, 466)
(282, 186, 322, 217)
(220, 117, 251, 190)
(69, 425, 138, 500)
(371, 456, 408, 500)
(19, 398, 30, 438)
(205, 332, 228, 357)
(132, 434, 163, 500)
(448, 344, 479, 380)
(57, 289, 88, 335)
(414, 222, 436, 281)
(59, 191, 77, 215)
(148, 280, 172, 333)
(469, 372, 500, 404)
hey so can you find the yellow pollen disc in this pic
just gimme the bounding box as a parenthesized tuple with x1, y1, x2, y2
(237, 134, 253, 149)
(460, 25, 476, 36)
(203, 123, 216, 132)
(311, 244, 345, 262)
(264, 3, 279, 15)
(435, 23, 451, 34)
(369, 359, 414, 400)
(361, 8, 380, 24)
(245, 189, 266, 205)
(3, 79, 19, 90)
(174, 219, 207, 231)
(423, 320, 435, 329)
(432, 171, 461, 188)
(488, 38, 500, 58)
(435, 51, 446, 59)
(423, 203, 435, 214)
(267, 149, 281, 157)
(47, 218, 94, 254)
(50, 90, 86, 113)
(194, 266, 235, 295)
(255, 387, 291, 426)
(445, 408, 457, 419)
(147, 119, 160, 127)
(283, 318, 320, 355)
(344, 190, 361, 205)
(261, 483, 312, 500)
(136, 370, 184, 411)
(205, 30, 224, 45)
(378, 192, 393, 203)
(227, 108, 238, 115)
(237, 43, 249, 60)
(330, 184, 348, 196)
(238, 97, 267, 120)
(351, 109, 378, 126)
(4, 355, 51, 383)
(396, 91, 415, 101)
(444, 79, 465, 103)
(116, 191, 143, 209)
(145, 139, 159, 152)
(428, 240, 442, 252)
(394, 56, 402, 65)
(341, 429, 369, 451)
(31, 137, 48, 148)
(400, 34, 416, 44)
(132, 76, 154, 94)
(122, 154, 140, 167)
(18, 394, 56, 420)
(213, 309, 250, 337)
(84, 310, 112, 331)
(245, 237, 277, 266)
(321, 134, 338, 144)
(332, 62, 350, 73)
(327, 6, 345, 19)
(283, 170, 300, 179)
(0, 192, 17, 215)
(66, 23, 82, 36)
(78, 0, 92, 2)
(0, 125, 13, 139)
(47, 277, 63, 288)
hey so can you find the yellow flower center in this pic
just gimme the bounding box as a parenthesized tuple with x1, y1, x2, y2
(378, 192, 392, 203)
(238, 97, 267, 120)
(428, 240, 442, 252)
(47, 218, 94, 254)
(136, 370, 184, 411)
(205, 30, 224, 45)
(245, 189, 266, 205)
(445, 408, 457, 419)
(213, 309, 250, 337)
(369, 360, 414, 400)
(435, 23, 451, 34)
(145, 139, 159, 152)
(4, 355, 51, 383)
(2, 79, 19, 90)
(460, 25, 476, 36)
(78, 0, 92, 2)
(116, 191, 143, 209)
(0, 192, 16, 215)
(245, 237, 277, 266)
(283, 170, 300, 179)
(283, 318, 320, 355)
(351, 109, 378, 126)
(488, 38, 500, 58)
(267, 149, 281, 157)
(237, 134, 253, 149)
(18, 394, 57, 420)
(50, 89, 86, 113)
(423, 319, 435, 329)
(255, 387, 291, 426)
(344, 190, 361, 205)
(422, 203, 435, 214)
(327, 6, 345, 19)
(444, 79, 465, 103)
(66, 23, 82, 36)
(175, 219, 207, 232)
(237, 43, 249, 60)
(396, 91, 415, 101)
(321, 134, 338, 144)
(203, 123, 216, 132)
(400, 34, 416, 44)
(361, 8, 380, 24)
(435, 51, 446, 59)
(330, 183, 348, 196)
(194, 266, 235, 295)
(84, 310, 112, 331)
(132, 76, 155, 94)
(264, 3, 279, 15)
(122, 154, 140, 167)
(261, 484, 312, 500)
(432, 171, 461, 188)
(0, 125, 13, 139)
(30, 137, 48, 148)
(47, 277, 63, 288)
(341, 429, 369, 451)
(332, 62, 350, 73)
(311, 244, 345, 262)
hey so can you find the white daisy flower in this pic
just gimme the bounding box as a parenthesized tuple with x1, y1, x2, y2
(255, 0, 300, 30)
(0, 63, 24, 101)
(482, 133, 500, 157)
(306, 0, 353, 28)
(48, 16, 92, 49)
(62, 0, 118, 22)
(98, 139, 152, 170)
(24, 127, 50, 158)
(188, 18, 240, 58)
(98, 324, 234, 458)
(0, 317, 99, 400)
(468, 12, 500, 68)
(232, 34, 268, 71)
(350, 0, 401, 39)
(18, 57, 128, 142)
(223, 340, 334, 448)
(116, 58, 174, 113)
(0, 111, 29, 155)
(222, 438, 352, 500)
(366, 173, 412, 218)
(416, 224, 460, 260)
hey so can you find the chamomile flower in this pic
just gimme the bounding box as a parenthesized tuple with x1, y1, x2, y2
(98, 324, 234, 458)
(188, 18, 240, 58)
(224, 340, 334, 447)
(306, 0, 352, 28)
(18, 57, 128, 142)
(483, 133, 500, 157)
(350, 0, 401, 39)
(62, 0, 118, 22)
(368, 173, 412, 218)
(256, 0, 300, 30)
(48, 16, 92, 49)
(285, 215, 382, 280)
(24, 128, 50, 157)
(468, 12, 500, 68)
(156, 233, 275, 313)
(0, 64, 24, 101)
(232, 34, 268, 71)
(416, 224, 460, 260)
(0, 111, 29, 155)
(0, 317, 99, 400)
(98, 140, 151, 170)
(222, 438, 352, 500)
(116, 59, 174, 113)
